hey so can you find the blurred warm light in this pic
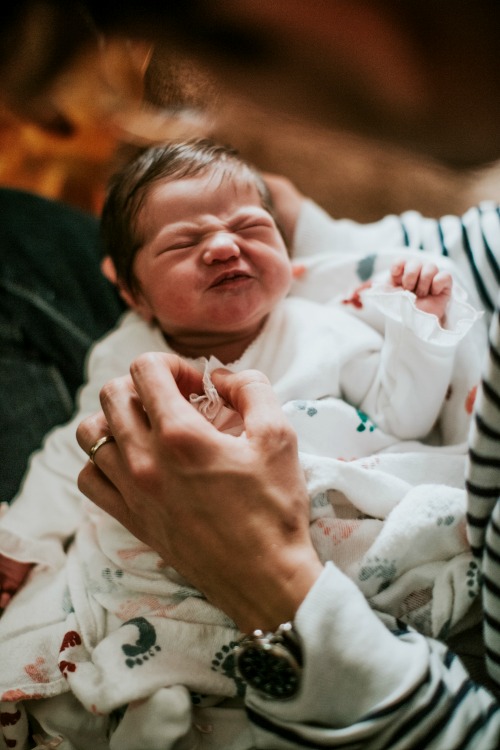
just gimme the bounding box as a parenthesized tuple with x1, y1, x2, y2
(0, 36, 207, 214)
(0, 103, 118, 213)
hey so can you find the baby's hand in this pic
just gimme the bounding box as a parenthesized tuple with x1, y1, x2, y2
(0, 554, 33, 613)
(390, 259, 452, 324)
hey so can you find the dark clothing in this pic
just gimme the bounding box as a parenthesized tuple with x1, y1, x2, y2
(0, 188, 123, 501)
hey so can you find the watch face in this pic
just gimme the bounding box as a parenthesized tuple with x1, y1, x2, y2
(236, 642, 300, 699)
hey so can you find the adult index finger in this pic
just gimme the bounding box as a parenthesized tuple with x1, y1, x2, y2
(129, 352, 229, 460)
(210, 368, 288, 439)
(129, 352, 205, 414)
(97, 355, 202, 443)
(134, 353, 204, 398)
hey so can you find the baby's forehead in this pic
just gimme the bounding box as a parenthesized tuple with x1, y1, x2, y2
(165, 163, 259, 192)
(145, 166, 265, 210)
(138, 165, 269, 233)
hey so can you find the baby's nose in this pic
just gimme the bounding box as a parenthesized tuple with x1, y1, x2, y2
(202, 232, 240, 263)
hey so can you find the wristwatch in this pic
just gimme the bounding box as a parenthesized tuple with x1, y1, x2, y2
(234, 621, 302, 699)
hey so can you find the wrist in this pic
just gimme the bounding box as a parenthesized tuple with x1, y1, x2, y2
(234, 547, 323, 634)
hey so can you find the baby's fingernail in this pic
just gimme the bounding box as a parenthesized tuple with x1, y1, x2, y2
(292, 263, 307, 279)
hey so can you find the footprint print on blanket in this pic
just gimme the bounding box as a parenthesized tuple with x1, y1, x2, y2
(121, 617, 161, 668)
(1, 707, 24, 750)
(294, 401, 318, 417)
(359, 557, 397, 593)
(59, 630, 82, 678)
(356, 409, 377, 433)
(357, 254, 376, 282)
(211, 640, 246, 698)
(466, 560, 481, 600)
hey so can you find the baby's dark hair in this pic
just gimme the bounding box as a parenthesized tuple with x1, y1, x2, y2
(100, 138, 276, 293)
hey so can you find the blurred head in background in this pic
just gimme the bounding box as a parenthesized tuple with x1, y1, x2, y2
(1, 1, 500, 168)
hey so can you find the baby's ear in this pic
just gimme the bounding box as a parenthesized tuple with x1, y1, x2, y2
(101, 255, 118, 285)
(100, 255, 154, 321)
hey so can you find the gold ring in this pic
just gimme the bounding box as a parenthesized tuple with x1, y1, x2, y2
(88, 435, 115, 465)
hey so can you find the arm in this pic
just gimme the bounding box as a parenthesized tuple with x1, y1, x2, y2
(291, 195, 500, 323)
(0, 406, 95, 610)
(76, 354, 500, 749)
(389, 257, 452, 322)
(0, 312, 142, 606)
(0, 413, 87, 565)
(466, 297, 500, 688)
(339, 259, 479, 440)
(248, 565, 500, 749)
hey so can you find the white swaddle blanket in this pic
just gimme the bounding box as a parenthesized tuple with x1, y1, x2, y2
(0, 249, 484, 749)
(0, 364, 480, 750)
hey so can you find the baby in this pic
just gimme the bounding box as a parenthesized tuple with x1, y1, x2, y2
(0, 139, 481, 750)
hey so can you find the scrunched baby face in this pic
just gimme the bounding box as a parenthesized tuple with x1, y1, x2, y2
(127, 170, 292, 360)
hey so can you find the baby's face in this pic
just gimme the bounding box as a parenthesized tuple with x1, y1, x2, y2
(129, 171, 292, 344)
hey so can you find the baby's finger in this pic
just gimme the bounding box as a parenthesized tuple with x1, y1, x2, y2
(390, 260, 405, 286)
(430, 270, 453, 297)
(414, 262, 439, 297)
(400, 259, 423, 292)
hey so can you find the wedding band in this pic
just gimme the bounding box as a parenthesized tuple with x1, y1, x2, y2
(88, 435, 115, 464)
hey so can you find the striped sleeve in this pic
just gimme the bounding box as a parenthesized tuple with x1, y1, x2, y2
(249, 636, 500, 749)
(466, 300, 500, 687)
(484, 499, 500, 688)
(394, 203, 500, 701)
(467, 306, 500, 557)
(396, 202, 500, 693)
(399, 202, 500, 325)
(293, 199, 500, 326)
(245, 565, 500, 749)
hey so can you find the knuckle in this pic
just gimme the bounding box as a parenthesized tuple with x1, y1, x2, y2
(99, 377, 122, 407)
(236, 372, 274, 405)
(126, 453, 159, 492)
(157, 426, 204, 468)
(263, 418, 297, 452)
(75, 419, 91, 448)
(421, 264, 437, 279)
(129, 354, 148, 377)
(76, 412, 102, 449)
(233, 369, 271, 389)
(130, 351, 164, 377)
(155, 414, 191, 448)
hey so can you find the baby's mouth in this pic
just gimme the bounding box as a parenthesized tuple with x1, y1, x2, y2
(210, 271, 252, 288)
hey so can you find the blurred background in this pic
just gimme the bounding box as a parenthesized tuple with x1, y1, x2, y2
(1, 4, 499, 222)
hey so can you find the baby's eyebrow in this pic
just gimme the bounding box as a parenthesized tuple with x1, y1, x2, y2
(228, 207, 273, 223)
(162, 221, 200, 238)
(170, 208, 268, 233)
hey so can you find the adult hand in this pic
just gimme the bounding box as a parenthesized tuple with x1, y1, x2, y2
(76, 353, 323, 633)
